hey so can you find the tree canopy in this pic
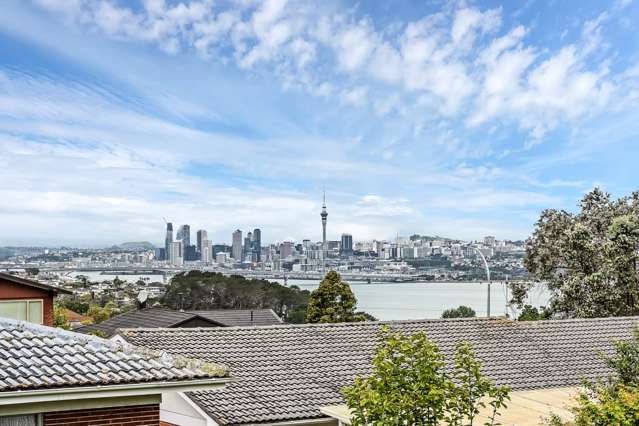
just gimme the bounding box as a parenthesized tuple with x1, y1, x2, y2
(343, 326, 509, 425)
(441, 305, 476, 319)
(161, 271, 310, 322)
(305, 271, 369, 323)
(548, 328, 639, 426)
(512, 188, 639, 318)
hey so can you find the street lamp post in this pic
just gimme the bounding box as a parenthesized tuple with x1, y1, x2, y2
(472, 247, 491, 317)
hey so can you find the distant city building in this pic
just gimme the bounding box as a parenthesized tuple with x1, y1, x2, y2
(216, 252, 227, 264)
(279, 241, 294, 259)
(164, 222, 173, 261)
(196, 229, 208, 259)
(232, 229, 242, 260)
(168, 240, 183, 266)
(177, 225, 190, 248)
(244, 232, 252, 261)
(200, 240, 213, 263)
(484, 236, 496, 247)
(252, 228, 261, 262)
(340, 233, 353, 256)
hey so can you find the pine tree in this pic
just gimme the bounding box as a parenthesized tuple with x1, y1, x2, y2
(306, 271, 359, 323)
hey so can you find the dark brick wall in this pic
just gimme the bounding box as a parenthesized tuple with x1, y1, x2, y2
(43, 404, 160, 426)
(0, 278, 54, 326)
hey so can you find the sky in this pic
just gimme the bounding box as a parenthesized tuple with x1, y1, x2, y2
(1, 0, 638, 247)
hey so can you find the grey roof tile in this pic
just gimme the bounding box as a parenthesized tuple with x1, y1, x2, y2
(122, 316, 639, 425)
(0, 317, 228, 393)
(76, 307, 282, 337)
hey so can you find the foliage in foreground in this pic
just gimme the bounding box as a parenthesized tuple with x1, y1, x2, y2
(547, 328, 639, 425)
(512, 188, 639, 318)
(306, 271, 374, 323)
(441, 305, 476, 319)
(342, 326, 510, 425)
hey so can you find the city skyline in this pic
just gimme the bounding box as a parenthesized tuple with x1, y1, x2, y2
(2, 1, 639, 246)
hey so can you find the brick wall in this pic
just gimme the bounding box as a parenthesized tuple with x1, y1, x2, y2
(0, 278, 54, 326)
(43, 404, 160, 426)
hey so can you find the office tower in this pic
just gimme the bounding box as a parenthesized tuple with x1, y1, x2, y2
(168, 240, 183, 266)
(340, 233, 353, 256)
(164, 222, 173, 261)
(196, 229, 208, 260)
(252, 228, 261, 261)
(279, 241, 294, 259)
(244, 231, 252, 260)
(177, 225, 191, 247)
(201, 240, 212, 263)
(232, 229, 242, 260)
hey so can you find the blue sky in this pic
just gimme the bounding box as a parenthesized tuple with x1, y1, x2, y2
(1, 0, 638, 246)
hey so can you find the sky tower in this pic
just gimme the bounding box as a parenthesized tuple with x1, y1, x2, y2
(321, 191, 328, 270)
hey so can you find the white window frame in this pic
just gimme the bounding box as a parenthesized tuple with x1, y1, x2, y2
(0, 299, 44, 324)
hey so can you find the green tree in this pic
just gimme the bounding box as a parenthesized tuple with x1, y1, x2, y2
(25, 267, 39, 276)
(343, 326, 509, 426)
(306, 271, 359, 323)
(513, 188, 639, 318)
(161, 271, 310, 320)
(87, 302, 117, 324)
(547, 328, 639, 425)
(441, 305, 476, 319)
(53, 305, 71, 330)
(517, 305, 550, 321)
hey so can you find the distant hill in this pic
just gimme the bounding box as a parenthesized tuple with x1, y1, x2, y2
(114, 241, 156, 250)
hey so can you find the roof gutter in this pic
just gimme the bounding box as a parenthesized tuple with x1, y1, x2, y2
(0, 377, 230, 407)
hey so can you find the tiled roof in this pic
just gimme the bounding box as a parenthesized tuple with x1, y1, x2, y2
(76, 307, 222, 337)
(189, 309, 283, 327)
(0, 272, 72, 294)
(120, 316, 639, 425)
(77, 308, 282, 337)
(0, 317, 228, 393)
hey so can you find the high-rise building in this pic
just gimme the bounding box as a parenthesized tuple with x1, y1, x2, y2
(244, 232, 252, 260)
(177, 225, 190, 247)
(196, 229, 208, 259)
(232, 229, 242, 260)
(279, 241, 294, 259)
(164, 222, 173, 261)
(168, 240, 183, 266)
(252, 228, 262, 262)
(340, 233, 353, 256)
(200, 240, 213, 263)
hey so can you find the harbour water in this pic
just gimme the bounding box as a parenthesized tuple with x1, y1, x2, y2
(66, 272, 550, 320)
(277, 279, 550, 320)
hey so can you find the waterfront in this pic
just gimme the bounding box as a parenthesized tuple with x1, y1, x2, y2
(65, 272, 549, 320)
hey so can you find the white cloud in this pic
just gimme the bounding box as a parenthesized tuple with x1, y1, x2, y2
(27, 0, 639, 145)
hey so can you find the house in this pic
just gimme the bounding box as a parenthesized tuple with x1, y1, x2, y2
(118, 316, 639, 426)
(0, 272, 72, 326)
(77, 307, 283, 337)
(0, 317, 229, 426)
(59, 307, 92, 329)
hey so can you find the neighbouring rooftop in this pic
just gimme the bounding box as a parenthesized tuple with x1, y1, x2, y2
(119, 316, 639, 425)
(0, 317, 228, 393)
(76, 307, 282, 337)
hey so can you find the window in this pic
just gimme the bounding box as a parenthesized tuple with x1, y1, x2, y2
(0, 414, 39, 426)
(0, 300, 44, 324)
